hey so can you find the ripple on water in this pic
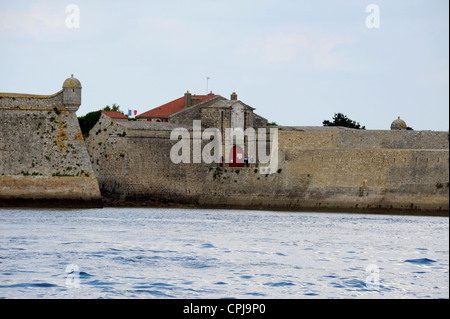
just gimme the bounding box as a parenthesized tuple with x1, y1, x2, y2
(201, 243, 216, 249)
(132, 289, 174, 298)
(0, 282, 59, 288)
(404, 258, 436, 265)
(0, 208, 447, 299)
(263, 281, 296, 287)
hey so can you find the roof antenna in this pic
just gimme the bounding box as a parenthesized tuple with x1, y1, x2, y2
(206, 77, 211, 94)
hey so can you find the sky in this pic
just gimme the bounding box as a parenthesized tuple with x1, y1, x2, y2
(0, 0, 448, 131)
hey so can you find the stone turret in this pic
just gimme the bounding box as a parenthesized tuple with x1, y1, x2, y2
(62, 74, 82, 113)
(391, 116, 407, 130)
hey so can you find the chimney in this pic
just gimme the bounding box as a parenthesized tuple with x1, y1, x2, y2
(184, 91, 192, 108)
(231, 92, 238, 100)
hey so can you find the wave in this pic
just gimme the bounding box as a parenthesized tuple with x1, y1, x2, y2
(0, 282, 59, 288)
(263, 281, 295, 287)
(404, 258, 436, 265)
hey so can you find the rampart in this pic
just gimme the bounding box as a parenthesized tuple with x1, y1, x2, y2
(0, 80, 102, 207)
(87, 120, 449, 216)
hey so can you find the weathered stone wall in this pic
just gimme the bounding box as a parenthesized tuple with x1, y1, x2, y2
(0, 92, 64, 110)
(88, 121, 449, 215)
(254, 113, 268, 127)
(200, 101, 263, 130)
(169, 96, 226, 125)
(278, 127, 449, 150)
(85, 113, 132, 198)
(0, 93, 102, 207)
(200, 107, 224, 129)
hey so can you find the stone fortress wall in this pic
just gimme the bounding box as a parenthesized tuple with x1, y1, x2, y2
(87, 116, 449, 215)
(0, 76, 102, 207)
(1, 76, 448, 214)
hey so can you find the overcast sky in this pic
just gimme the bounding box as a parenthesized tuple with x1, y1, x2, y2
(0, 0, 448, 130)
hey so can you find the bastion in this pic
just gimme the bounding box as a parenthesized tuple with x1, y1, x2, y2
(0, 76, 102, 207)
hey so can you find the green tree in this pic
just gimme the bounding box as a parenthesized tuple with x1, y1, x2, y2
(78, 104, 124, 137)
(323, 113, 365, 129)
(78, 110, 102, 137)
(103, 103, 122, 113)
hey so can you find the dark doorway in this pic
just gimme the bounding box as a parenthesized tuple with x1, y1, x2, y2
(229, 145, 244, 167)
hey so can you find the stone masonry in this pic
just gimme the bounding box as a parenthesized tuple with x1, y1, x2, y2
(0, 76, 102, 207)
(87, 104, 449, 216)
(2, 77, 448, 215)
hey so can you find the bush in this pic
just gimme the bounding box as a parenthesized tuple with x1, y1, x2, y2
(323, 113, 365, 129)
(78, 110, 102, 137)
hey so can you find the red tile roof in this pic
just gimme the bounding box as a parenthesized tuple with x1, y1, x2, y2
(137, 94, 217, 118)
(102, 111, 128, 119)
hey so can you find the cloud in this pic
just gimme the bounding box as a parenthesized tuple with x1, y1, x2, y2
(137, 16, 214, 50)
(0, 2, 66, 38)
(246, 25, 353, 71)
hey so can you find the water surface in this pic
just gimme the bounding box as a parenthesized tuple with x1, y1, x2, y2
(0, 208, 448, 298)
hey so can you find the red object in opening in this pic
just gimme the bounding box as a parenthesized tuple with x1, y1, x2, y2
(229, 145, 244, 167)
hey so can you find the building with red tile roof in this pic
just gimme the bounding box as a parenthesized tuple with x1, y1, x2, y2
(135, 91, 268, 131)
(101, 110, 128, 120)
(136, 91, 218, 122)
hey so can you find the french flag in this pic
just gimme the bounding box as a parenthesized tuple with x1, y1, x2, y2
(128, 109, 137, 117)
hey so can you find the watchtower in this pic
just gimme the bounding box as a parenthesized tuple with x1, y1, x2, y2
(62, 74, 82, 113)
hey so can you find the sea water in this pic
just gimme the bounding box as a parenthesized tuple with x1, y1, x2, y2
(0, 208, 448, 299)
